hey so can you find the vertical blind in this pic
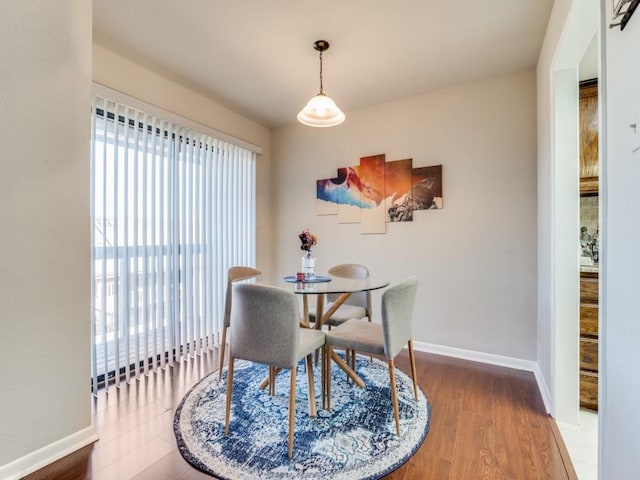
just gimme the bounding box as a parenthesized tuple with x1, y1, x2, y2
(90, 95, 256, 393)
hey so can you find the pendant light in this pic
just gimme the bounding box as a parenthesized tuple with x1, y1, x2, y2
(297, 40, 345, 127)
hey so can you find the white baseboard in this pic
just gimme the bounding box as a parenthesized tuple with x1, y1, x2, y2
(411, 341, 551, 413)
(0, 426, 98, 480)
(532, 363, 552, 414)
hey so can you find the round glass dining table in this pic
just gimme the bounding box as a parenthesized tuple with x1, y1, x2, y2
(260, 273, 390, 329)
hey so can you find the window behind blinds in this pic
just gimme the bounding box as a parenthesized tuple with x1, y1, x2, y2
(90, 95, 256, 392)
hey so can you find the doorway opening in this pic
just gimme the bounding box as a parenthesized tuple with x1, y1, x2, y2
(550, 3, 600, 477)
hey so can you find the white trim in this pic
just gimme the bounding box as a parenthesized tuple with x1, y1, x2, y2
(597, 4, 606, 477)
(92, 82, 263, 156)
(0, 426, 98, 480)
(412, 341, 551, 413)
(532, 363, 553, 414)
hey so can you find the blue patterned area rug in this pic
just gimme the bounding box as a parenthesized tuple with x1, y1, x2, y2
(174, 354, 430, 480)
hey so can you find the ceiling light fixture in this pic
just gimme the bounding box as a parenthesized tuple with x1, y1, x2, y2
(297, 40, 345, 128)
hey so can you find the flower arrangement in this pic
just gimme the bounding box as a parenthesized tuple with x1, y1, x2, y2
(298, 228, 317, 254)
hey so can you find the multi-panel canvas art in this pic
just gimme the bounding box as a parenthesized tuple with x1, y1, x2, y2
(316, 154, 443, 234)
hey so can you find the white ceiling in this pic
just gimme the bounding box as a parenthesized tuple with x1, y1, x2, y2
(93, 0, 554, 128)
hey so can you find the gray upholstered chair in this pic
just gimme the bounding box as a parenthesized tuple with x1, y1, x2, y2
(218, 266, 262, 381)
(324, 276, 419, 436)
(224, 283, 325, 459)
(309, 263, 372, 327)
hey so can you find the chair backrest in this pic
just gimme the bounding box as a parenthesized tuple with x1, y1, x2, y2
(381, 276, 418, 359)
(327, 264, 371, 313)
(230, 283, 300, 369)
(223, 266, 261, 328)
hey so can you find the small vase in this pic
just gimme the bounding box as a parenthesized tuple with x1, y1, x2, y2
(301, 251, 316, 280)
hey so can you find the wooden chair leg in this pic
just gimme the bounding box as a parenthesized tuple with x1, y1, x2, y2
(345, 348, 351, 383)
(321, 347, 326, 410)
(367, 317, 373, 362)
(322, 345, 328, 410)
(408, 340, 419, 401)
(224, 356, 235, 435)
(306, 354, 317, 418)
(326, 346, 332, 410)
(269, 366, 276, 396)
(288, 366, 297, 459)
(388, 359, 401, 436)
(260, 367, 282, 391)
(218, 326, 228, 382)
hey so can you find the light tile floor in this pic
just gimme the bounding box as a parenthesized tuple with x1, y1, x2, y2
(557, 409, 598, 480)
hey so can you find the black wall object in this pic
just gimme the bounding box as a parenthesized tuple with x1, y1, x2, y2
(610, 0, 639, 30)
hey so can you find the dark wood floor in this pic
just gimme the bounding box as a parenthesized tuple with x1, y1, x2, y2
(25, 350, 577, 480)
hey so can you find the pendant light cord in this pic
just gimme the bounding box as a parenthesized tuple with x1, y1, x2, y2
(319, 50, 324, 95)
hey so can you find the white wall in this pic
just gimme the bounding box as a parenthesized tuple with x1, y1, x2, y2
(0, 17, 274, 477)
(92, 44, 274, 273)
(0, 0, 94, 475)
(601, 3, 640, 477)
(552, 67, 581, 422)
(273, 71, 538, 361)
